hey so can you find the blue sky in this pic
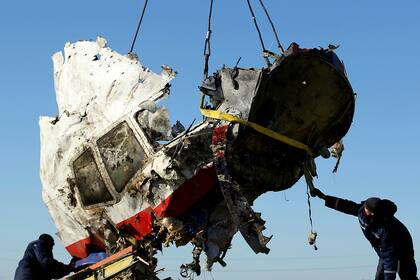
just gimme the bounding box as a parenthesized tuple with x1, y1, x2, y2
(1, 0, 419, 279)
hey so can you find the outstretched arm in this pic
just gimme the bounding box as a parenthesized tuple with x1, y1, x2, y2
(312, 188, 361, 216)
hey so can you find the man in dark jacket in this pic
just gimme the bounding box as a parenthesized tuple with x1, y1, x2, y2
(312, 189, 418, 280)
(14, 234, 74, 280)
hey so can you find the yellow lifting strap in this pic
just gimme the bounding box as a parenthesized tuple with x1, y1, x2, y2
(200, 108, 313, 156)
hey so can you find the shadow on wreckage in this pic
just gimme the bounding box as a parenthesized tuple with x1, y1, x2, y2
(39, 38, 354, 279)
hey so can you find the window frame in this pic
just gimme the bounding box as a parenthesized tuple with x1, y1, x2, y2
(71, 113, 155, 210)
(71, 145, 117, 210)
(96, 119, 148, 194)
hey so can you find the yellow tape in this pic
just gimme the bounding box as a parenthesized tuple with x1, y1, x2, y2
(200, 109, 312, 156)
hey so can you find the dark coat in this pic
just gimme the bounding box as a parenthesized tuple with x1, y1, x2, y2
(324, 196, 415, 280)
(14, 239, 72, 280)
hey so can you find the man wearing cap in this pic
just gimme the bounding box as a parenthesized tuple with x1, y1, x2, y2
(14, 233, 75, 280)
(312, 189, 418, 280)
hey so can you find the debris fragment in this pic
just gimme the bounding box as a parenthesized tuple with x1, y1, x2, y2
(308, 231, 318, 250)
(40, 38, 355, 279)
(331, 140, 345, 173)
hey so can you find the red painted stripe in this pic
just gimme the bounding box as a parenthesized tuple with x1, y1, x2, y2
(154, 166, 217, 218)
(66, 166, 218, 258)
(115, 207, 153, 240)
(65, 235, 105, 259)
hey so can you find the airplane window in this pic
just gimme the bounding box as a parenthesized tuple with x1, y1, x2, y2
(97, 121, 146, 193)
(73, 148, 113, 206)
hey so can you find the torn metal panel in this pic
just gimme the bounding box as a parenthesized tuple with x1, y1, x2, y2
(211, 123, 271, 255)
(202, 68, 262, 119)
(40, 36, 177, 253)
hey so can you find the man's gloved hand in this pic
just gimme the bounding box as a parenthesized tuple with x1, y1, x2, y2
(69, 257, 81, 272)
(311, 188, 326, 200)
(65, 263, 77, 273)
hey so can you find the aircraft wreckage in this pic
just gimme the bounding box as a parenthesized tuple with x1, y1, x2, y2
(39, 36, 355, 279)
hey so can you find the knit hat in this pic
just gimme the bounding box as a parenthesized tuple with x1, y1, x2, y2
(365, 197, 381, 213)
(364, 197, 397, 217)
(39, 233, 55, 247)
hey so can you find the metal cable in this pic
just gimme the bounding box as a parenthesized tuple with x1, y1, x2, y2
(203, 0, 214, 79)
(246, 0, 271, 66)
(129, 0, 149, 53)
(257, 0, 285, 53)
